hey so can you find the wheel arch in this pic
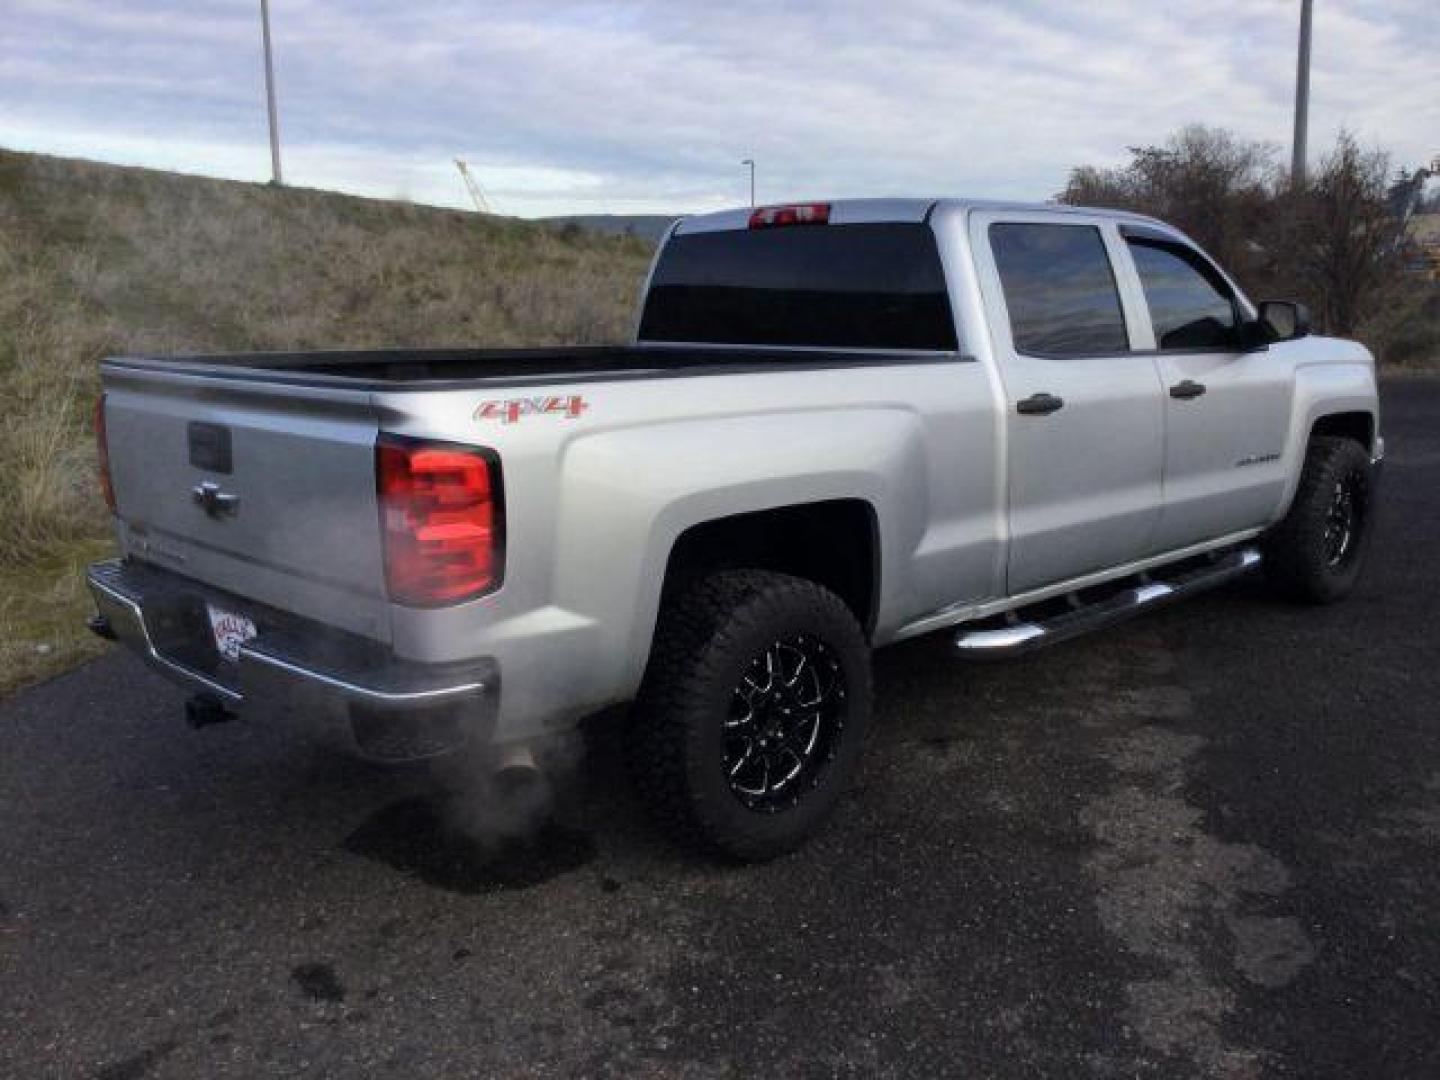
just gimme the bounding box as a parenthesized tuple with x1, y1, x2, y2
(657, 499, 881, 639)
(1275, 360, 1379, 522)
(1310, 410, 1376, 454)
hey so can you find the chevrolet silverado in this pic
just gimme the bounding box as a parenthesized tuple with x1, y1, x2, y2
(88, 198, 1382, 860)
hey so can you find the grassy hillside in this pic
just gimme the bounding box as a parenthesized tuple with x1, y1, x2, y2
(0, 148, 653, 694)
(543, 214, 677, 243)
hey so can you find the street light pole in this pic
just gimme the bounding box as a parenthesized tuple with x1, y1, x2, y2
(260, 0, 283, 185)
(742, 158, 755, 207)
(1291, 0, 1313, 187)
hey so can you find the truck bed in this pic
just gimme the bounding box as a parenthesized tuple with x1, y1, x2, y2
(102, 343, 951, 392)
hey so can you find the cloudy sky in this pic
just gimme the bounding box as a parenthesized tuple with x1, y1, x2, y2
(2, 0, 1434, 217)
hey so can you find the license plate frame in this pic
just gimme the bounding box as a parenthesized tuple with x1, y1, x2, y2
(206, 603, 257, 662)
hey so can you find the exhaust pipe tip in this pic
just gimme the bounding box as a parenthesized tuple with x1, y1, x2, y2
(493, 741, 539, 780)
(486, 744, 554, 832)
(492, 742, 548, 803)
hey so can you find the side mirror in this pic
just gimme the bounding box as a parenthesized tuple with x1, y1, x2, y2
(1256, 300, 1312, 344)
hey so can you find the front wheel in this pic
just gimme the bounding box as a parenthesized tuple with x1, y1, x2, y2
(631, 571, 873, 862)
(1262, 436, 1376, 603)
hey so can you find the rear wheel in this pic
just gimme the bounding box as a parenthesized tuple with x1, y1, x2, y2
(1262, 436, 1375, 603)
(631, 571, 872, 861)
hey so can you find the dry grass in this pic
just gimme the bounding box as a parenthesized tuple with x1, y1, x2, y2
(0, 148, 652, 695)
(1360, 278, 1440, 371)
(0, 539, 112, 696)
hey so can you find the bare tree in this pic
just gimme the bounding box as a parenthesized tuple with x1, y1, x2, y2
(1061, 125, 1419, 345)
(1268, 133, 1404, 335)
(1058, 125, 1276, 275)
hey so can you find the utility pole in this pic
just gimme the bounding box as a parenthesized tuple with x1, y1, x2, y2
(1291, 0, 1313, 187)
(260, 0, 283, 185)
(742, 158, 755, 207)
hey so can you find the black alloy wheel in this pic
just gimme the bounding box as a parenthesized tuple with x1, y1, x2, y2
(724, 635, 845, 812)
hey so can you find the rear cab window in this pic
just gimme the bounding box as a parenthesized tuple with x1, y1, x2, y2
(987, 222, 1130, 356)
(638, 223, 958, 351)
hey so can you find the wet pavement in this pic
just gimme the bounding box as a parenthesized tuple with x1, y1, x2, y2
(2, 378, 1437, 1078)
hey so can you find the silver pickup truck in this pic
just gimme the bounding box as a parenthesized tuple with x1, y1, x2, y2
(88, 198, 1381, 860)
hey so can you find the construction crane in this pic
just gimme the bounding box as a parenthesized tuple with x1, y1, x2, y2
(454, 159, 492, 214)
(1392, 157, 1437, 221)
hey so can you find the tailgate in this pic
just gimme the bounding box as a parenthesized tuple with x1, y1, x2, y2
(102, 364, 390, 642)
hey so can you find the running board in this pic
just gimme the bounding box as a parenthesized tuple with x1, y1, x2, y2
(954, 547, 1261, 659)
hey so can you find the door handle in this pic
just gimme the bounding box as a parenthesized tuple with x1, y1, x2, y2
(1016, 392, 1065, 416)
(1169, 380, 1207, 400)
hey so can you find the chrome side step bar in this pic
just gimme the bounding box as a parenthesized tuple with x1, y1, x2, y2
(954, 547, 1261, 659)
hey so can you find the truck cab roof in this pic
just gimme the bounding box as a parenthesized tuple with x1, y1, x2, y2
(674, 197, 1170, 235)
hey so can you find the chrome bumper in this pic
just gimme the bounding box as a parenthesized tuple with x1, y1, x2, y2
(86, 559, 496, 759)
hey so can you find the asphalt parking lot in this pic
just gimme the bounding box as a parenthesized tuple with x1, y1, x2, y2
(3, 378, 1437, 1079)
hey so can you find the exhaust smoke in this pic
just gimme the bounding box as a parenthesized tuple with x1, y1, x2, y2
(343, 733, 596, 894)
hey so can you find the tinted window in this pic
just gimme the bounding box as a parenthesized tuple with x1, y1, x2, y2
(989, 223, 1129, 355)
(638, 223, 957, 351)
(1128, 241, 1238, 349)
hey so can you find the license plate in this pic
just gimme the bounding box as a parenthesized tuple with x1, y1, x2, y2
(206, 604, 257, 661)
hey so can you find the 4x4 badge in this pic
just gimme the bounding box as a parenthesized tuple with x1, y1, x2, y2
(475, 395, 589, 424)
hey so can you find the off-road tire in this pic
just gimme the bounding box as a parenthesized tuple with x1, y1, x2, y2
(1262, 436, 1375, 603)
(631, 571, 872, 862)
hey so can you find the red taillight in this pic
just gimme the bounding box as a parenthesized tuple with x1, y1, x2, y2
(748, 202, 831, 229)
(95, 392, 116, 514)
(376, 436, 503, 606)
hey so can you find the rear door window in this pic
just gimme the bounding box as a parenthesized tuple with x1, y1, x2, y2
(638, 223, 957, 351)
(1127, 240, 1239, 350)
(988, 222, 1129, 356)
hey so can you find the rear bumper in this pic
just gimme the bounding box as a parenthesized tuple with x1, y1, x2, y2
(86, 558, 497, 760)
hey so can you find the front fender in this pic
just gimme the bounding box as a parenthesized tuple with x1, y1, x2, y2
(1275, 341, 1379, 519)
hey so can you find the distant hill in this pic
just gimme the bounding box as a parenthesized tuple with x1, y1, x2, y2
(0, 147, 654, 694)
(542, 214, 678, 245)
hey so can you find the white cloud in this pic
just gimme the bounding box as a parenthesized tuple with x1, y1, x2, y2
(1, 0, 1433, 216)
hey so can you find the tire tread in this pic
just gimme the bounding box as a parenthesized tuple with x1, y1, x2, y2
(1263, 435, 1373, 603)
(630, 570, 870, 861)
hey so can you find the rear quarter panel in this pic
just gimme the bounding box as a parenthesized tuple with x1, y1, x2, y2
(374, 361, 1002, 738)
